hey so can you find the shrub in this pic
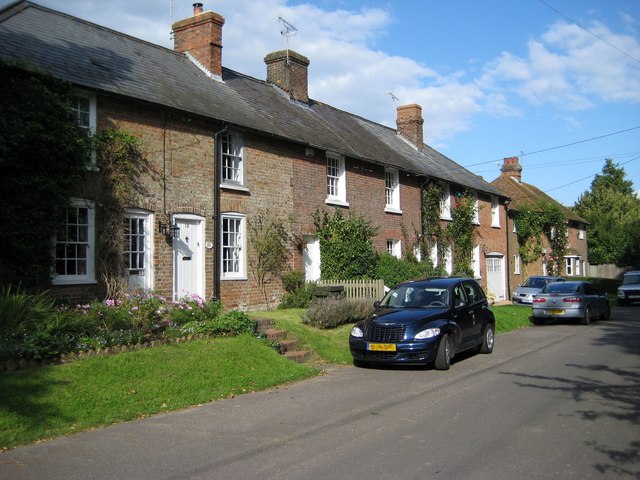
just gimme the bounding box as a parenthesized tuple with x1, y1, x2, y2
(0, 286, 58, 337)
(177, 311, 256, 337)
(302, 296, 375, 329)
(376, 254, 424, 288)
(282, 270, 305, 293)
(279, 272, 316, 309)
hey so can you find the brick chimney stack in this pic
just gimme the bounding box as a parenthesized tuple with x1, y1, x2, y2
(172, 3, 225, 77)
(501, 156, 523, 182)
(396, 104, 424, 149)
(264, 50, 310, 103)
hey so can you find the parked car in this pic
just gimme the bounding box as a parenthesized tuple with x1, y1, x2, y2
(531, 281, 610, 325)
(512, 276, 564, 304)
(349, 277, 495, 370)
(617, 270, 640, 306)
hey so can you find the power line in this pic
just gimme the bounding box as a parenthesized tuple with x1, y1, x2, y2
(537, 0, 640, 65)
(543, 155, 640, 193)
(463, 125, 640, 168)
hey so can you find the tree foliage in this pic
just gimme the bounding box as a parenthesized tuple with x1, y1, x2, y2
(573, 159, 640, 266)
(0, 60, 89, 289)
(312, 208, 378, 280)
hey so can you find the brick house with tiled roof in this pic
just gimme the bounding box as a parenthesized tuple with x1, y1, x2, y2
(0, 1, 511, 308)
(491, 157, 589, 298)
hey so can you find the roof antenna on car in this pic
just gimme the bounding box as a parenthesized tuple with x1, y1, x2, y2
(278, 16, 298, 65)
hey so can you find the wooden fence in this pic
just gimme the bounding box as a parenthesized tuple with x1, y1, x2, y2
(317, 279, 385, 300)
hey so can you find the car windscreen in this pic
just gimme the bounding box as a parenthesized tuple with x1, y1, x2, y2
(523, 277, 547, 288)
(381, 286, 450, 307)
(623, 274, 640, 285)
(542, 283, 579, 294)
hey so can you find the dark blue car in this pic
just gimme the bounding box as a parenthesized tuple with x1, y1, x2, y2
(349, 277, 495, 370)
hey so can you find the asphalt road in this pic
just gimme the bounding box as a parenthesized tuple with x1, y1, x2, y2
(1, 307, 639, 480)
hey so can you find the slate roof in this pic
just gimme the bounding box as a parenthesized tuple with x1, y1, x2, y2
(491, 174, 587, 224)
(0, 0, 505, 197)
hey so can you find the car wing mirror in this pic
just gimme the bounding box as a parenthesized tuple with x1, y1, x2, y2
(373, 300, 381, 308)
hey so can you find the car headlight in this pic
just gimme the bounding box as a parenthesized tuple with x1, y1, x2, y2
(350, 326, 364, 338)
(414, 327, 440, 340)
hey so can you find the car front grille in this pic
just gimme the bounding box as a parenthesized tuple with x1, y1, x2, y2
(367, 324, 406, 342)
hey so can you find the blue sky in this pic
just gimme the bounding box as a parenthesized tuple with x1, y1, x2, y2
(4, 0, 639, 205)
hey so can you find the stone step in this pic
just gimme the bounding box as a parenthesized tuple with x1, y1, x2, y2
(279, 339, 298, 353)
(283, 350, 312, 363)
(264, 328, 287, 340)
(254, 317, 276, 332)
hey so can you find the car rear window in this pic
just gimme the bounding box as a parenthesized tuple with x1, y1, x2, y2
(543, 283, 579, 294)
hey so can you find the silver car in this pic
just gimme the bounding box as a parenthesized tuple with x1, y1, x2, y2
(532, 281, 610, 325)
(512, 276, 564, 304)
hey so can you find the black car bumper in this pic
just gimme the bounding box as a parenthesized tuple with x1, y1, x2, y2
(349, 338, 439, 365)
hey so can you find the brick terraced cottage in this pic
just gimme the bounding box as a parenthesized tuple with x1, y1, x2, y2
(0, 1, 511, 308)
(491, 156, 589, 297)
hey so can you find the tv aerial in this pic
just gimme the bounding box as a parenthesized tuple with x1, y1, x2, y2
(278, 16, 298, 62)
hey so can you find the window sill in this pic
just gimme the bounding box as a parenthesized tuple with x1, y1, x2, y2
(440, 216, 452, 221)
(221, 183, 250, 193)
(326, 198, 349, 208)
(491, 224, 501, 229)
(221, 276, 248, 281)
(51, 277, 98, 286)
(385, 206, 403, 215)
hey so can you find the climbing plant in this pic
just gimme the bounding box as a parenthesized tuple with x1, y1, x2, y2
(93, 129, 146, 299)
(0, 60, 89, 289)
(420, 182, 446, 273)
(514, 200, 567, 277)
(446, 191, 476, 277)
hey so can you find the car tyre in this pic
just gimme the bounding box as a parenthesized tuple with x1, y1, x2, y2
(434, 334, 451, 371)
(581, 307, 591, 325)
(602, 304, 611, 321)
(479, 323, 495, 354)
(617, 299, 627, 307)
(531, 316, 544, 326)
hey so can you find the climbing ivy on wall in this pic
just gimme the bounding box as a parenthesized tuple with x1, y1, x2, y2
(514, 200, 567, 277)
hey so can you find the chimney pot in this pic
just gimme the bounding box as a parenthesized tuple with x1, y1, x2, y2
(193, 3, 204, 15)
(501, 156, 523, 182)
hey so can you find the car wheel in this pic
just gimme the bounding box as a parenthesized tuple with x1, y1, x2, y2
(617, 299, 627, 307)
(581, 307, 591, 325)
(531, 316, 544, 326)
(479, 323, 495, 354)
(602, 304, 611, 321)
(434, 334, 451, 370)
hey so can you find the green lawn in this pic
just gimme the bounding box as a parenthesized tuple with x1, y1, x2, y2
(0, 335, 318, 450)
(0, 304, 533, 450)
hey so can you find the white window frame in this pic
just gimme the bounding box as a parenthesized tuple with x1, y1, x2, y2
(444, 244, 453, 275)
(220, 131, 245, 188)
(472, 245, 481, 279)
(123, 209, 153, 290)
(471, 191, 479, 225)
(440, 183, 451, 220)
(326, 152, 348, 206)
(491, 196, 500, 228)
(386, 239, 401, 259)
(71, 92, 97, 168)
(52, 198, 96, 285)
(384, 167, 401, 213)
(578, 227, 585, 240)
(514, 254, 521, 275)
(221, 213, 246, 280)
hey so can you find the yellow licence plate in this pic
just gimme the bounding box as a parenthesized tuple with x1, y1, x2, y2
(548, 309, 564, 315)
(368, 343, 396, 352)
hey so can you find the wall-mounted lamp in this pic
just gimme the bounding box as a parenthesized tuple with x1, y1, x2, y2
(159, 221, 181, 239)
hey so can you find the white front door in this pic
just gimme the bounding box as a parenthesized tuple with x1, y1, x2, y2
(173, 215, 204, 300)
(486, 255, 506, 301)
(303, 235, 321, 282)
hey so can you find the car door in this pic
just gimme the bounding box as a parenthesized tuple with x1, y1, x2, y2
(462, 281, 487, 342)
(451, 282, 475, 349)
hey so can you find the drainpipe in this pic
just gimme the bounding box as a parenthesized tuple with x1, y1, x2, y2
(213, 124, 228, 302)
(504, 199, 511, 300)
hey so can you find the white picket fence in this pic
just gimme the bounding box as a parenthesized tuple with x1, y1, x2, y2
(317, 279, 385, 300)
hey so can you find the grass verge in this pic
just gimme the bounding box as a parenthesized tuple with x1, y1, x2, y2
(0, 334, 318, 450)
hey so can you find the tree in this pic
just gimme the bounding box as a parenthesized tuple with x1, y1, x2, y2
(574, 159, 640, 266)
(0, 60, 89, 289)
(247, 210, 292, 307)
(312, 208, 378, 280)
